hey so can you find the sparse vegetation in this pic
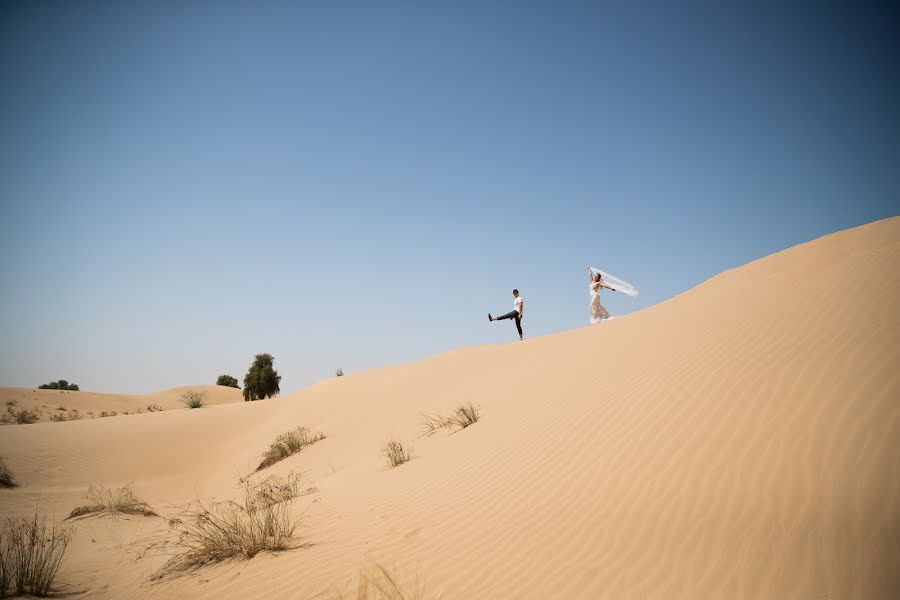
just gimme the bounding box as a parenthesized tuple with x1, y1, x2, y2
(257, 427, 325, 471)
(251, 471, 315, 508)
(242, 353, 281, 401)
(179, 390, 206, 409)
(98, 411, 117, 418)
(146, 404, 163, 413)
(37, 380, 79, 391)
(67, 484, 158, 520)
(0, 458, 15, 489)
(0, 506, 73, 597)
(332, 564, 425, 600)
(149, 476, 304, 580)
(336, 368, 344, 377)
(382, 440, 412, 468)
(419, 402, 481, 437)
(216, 375, 240, 389)
(1, 406, 39, 425)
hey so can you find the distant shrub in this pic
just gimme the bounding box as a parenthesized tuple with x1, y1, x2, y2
(68, 484, 158, 520)
(216, 375, 240, 388)
(0, 506, 73, 597)
(149, 476, 303, 580)
(146, 404, 163, 413)
(0, 458, 15, 488)
(336, 368, 344, 377)
(242, 353, 281, 401)
(49, 414, 67, 423)
(37, 380, 79, 391)
(382, 440, 412, 468)
(257, 427, 325, 471)
(180, 390, 206, 409)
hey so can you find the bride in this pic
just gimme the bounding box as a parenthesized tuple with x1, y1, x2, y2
(589, 267, 616, 324)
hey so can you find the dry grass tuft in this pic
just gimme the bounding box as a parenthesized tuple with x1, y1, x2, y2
(146, 404, 163, 412)
(257, 426, 325, 471)
(332, 564, 426, 600)
(180, 390, 206, 409)
(0, 459, 15, 489)
(68, 484, 158, 520)
(0, 506, 73, 597)
(419, 403, 481, 437)
(382, 440, 412, 468)
(449, 403, 480, 429)
(419, 413, 452, 437)
(149, 475, 306, 580)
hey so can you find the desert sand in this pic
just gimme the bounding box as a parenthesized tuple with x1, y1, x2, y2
(1, 217, 898, 598)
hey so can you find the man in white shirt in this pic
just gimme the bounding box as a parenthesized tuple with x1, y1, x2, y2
(488, 289, 524, 340)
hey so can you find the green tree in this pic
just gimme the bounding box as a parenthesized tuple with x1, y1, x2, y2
(242, 354, 281, 401)
(216, 375, 240, 388)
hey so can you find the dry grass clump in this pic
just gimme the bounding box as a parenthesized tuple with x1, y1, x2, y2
(256, 426, 325, 471)
(0, 507, 73, 597)
(382, 440, 412, 468)
(146, 404, 163, 412)
(450, 403, 480, 429)
(180, 390, 206, 409)
(251, 472, 316, 509)
(332, 564, 425, 600)
(150, 476, 305, 580)
(0, 459, 15, 489)
(68, 484, 158, 520)
(419, 402, 481, 437)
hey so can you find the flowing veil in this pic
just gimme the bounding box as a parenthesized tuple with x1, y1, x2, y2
(589, 267, 639, 297)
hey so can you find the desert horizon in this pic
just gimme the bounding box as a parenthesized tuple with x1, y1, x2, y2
(1, 217, 898, 598)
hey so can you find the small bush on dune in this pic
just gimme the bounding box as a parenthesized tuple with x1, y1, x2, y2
(0, 506, 73, 597)
(1, 407, 39, 425)
(68, 484, 158, 520)
(150, 476, 305, 580)
(257, 427, 325, 471)
(332, 564, 425, 600)
(146, 404, 163, 413)
(336, 368, 344, 377)
(0, 459, 15, 489)
(382, 440, 412, 468)
(180, 390, 206, 409)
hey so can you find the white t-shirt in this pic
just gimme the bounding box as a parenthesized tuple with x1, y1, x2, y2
(514, 296, 523, 316)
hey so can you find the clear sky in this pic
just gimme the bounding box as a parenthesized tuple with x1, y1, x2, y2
(1, 1, 897, 394)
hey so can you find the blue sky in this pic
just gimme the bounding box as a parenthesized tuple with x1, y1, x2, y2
(1, 1, 897, 394)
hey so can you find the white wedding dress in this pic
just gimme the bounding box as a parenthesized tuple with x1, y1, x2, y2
(589, 282, 611, 324)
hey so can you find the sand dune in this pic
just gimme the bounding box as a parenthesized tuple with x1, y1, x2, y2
(0, 384, 244, 423)
(1, 217, 898, 599)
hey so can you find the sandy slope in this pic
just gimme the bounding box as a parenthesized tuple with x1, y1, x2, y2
(0, 385, 244, 423)
(1, 217, 898, 599)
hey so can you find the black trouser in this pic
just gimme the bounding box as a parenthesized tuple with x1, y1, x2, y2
(495, 311, 523, 336)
